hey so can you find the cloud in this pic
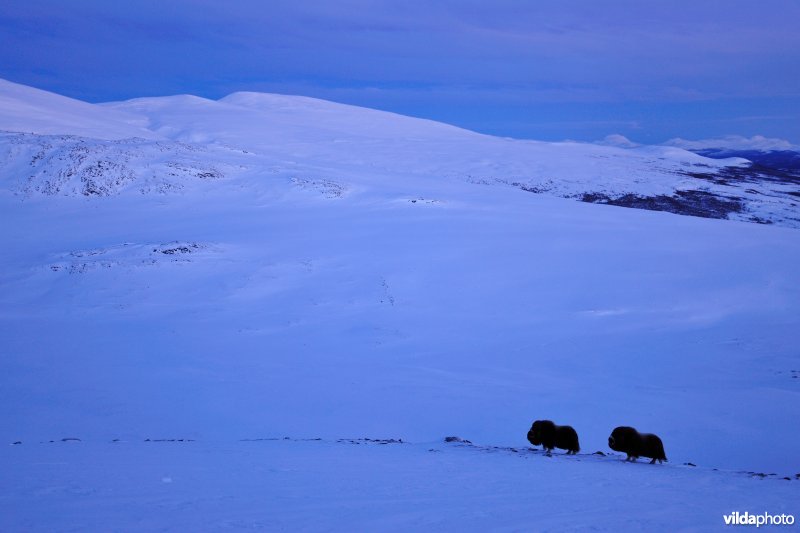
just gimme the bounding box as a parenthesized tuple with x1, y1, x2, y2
(4, 0, 800, 101)
(1, 0, 799, 143)
(663, 135, 799, 151)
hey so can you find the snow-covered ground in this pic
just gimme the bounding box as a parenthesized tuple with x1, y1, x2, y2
(3, 438, 797, 531)
(1, 79, 798, 530)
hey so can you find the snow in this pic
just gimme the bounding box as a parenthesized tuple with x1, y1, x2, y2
(2, 439, 797, 531)
(1, 79, 798, 530)
(104, 91, 745, 200)
(0, 132, 234, 197)
(596, 133, 641, 148)
(0, 79, 160, 140)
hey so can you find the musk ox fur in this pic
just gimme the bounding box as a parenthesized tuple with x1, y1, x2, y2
(527, 420, 580, 454)
(608, 426, 667, 464)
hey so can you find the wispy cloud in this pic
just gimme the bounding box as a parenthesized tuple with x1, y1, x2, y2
(664, 135, 798, 151)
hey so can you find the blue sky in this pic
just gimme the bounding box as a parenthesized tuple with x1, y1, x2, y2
(2, 0, 799, 144)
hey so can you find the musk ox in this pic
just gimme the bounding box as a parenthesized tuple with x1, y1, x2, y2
(608, 426, 667, 464)
(527, 420, 580, 454)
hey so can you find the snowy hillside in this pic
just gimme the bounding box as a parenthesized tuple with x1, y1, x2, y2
(3, 78, 798, 226)
(1, 79, 798, 530)
(0, 79, 159, 140)
(0, 132, 243, 196)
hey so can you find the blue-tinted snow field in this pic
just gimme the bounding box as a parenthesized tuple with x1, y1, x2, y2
(1, 79, 798, 531)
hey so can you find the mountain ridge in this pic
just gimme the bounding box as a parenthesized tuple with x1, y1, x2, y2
(1, 78, 798, 227)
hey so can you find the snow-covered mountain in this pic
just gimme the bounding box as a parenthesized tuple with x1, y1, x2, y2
(0, 78, 160, 140)
(1, 79, 798, 530)
(2, 78, 798, 227)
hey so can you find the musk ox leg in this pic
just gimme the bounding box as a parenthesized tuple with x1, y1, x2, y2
(649, 458, 656, 464)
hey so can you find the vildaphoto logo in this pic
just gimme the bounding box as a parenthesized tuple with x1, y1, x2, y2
(723, 512, 795, 527)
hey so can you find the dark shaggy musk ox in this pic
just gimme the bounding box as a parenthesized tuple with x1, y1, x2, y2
(608, 426, 667, 464)
(527, 420, 580, 454)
